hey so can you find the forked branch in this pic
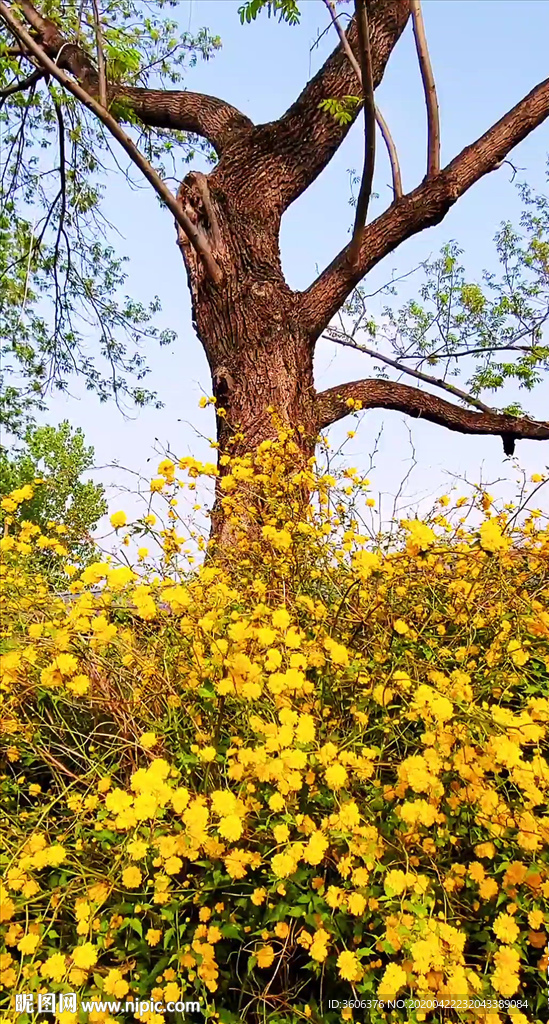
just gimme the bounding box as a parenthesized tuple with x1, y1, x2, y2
(410, 0, 440, 177)
(0, 0, 223, 284)
(314, 378, 549, 451)
(4, 0, 253, 153)
(301, 75, 549, 336)
(247, 0, 409, 212)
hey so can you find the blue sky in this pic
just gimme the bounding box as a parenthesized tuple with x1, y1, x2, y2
(46, 0, 549, 516)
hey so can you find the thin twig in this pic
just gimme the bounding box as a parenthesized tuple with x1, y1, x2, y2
(410, 0, 440, 177)
(90, 0, 107, 107)
(348, 0, 376, 266)
(321, 0, 402, 199)
(0, 0, 223, 285)
(323, 327, 497, 413)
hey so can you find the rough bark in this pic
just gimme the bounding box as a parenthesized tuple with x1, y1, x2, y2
(315, 379, 549, 448)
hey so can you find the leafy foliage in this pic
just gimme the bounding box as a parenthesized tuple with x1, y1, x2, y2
(0, 2, 221, 434)
(319, 95, 361, 126)
(0, 420, 106, 579)
(333, 172, 549, 417)
(238, 0, 301, 27)
(1, 432, 548, 1023)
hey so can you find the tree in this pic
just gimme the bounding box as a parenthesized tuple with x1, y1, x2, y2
(1, 0, 549, 546)
(0, 420, 107, 574)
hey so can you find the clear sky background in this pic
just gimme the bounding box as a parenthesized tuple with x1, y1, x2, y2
(45, 0, 549, 519)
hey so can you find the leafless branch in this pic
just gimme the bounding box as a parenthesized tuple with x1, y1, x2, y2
(90, 0, 107, 107)
(323, 326, 495, 412)
(373, 104, 403, 199)
(0, 0, 223, 284)
(410, 0, 440, 177)
(348, 0, 376, 265)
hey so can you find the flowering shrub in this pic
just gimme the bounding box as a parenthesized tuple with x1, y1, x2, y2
(1, 432, 548, 1024)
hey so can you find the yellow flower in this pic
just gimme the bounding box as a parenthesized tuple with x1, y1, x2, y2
(324, 763, 348, 790)
(378, 962, 408, 999)
(122, 866, 142, 889)
(493, 911, 520, 944)
(295, 714, 315, 744)
(164, 856, 182, 875)
(256, 944, 275, 969)
(352, 549, 380, 578)
(272, 608, 291, 630)
(337, 950, 363, 982)
(479, 519, 510, 553)
(528, 909, 544, 930)
(67, 674, 90, 695)
(310, 928, 330, 962)
(127, 840, 148, 860)
(347, 893, 366, 916)
(384, 869, 408, 896)
(110, 511, 127, 529)
(479, 878, 499, 901)
(251, 888, 267, 906)
(54, 653, 78, 676)
(273, 824, 290, 845)
(104, 968, 130, 998)
(40, 953, 67, 982)
(304, 832, 328, 866)
(17, 933, 40, 955)
(146, 929, 162, 946)
(139, 731, 157, 750)
(106, 565, 135, 590)
(71, 943, 98, 970)
(393, 619, 409, 634)
(106, 789, 133, 814)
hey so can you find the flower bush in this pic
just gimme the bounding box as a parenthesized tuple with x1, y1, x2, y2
(1, 431, 548, 1024)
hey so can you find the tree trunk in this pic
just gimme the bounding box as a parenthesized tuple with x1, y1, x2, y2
(177, 170, 318, 552)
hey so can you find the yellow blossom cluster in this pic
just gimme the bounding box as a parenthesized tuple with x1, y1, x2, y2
(1, 435, 548, 1024)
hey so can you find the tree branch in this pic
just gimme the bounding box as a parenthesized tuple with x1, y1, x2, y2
(323, 327, 495, 412)
(314, 378, 549, 450)
(348, 0, 376, 266)
(300, 75, 549, 336)
(90, 0, 107, 108)
(0, 67, 44, 104)
(410, 0, 440, 177)
(6, 0, 253, 154)
(321, 0, 402, 201)
(374, 104, 403, 200)
(242, 0, 409, 212)
(0, 0, 223, 284)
